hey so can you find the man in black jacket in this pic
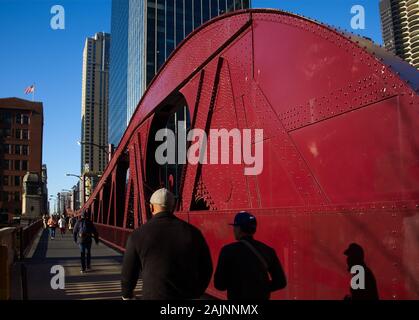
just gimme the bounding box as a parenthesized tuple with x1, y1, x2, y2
(121, 188, 213, 300)
(73, 212, 99, 273)
(214, 211, 287, 300)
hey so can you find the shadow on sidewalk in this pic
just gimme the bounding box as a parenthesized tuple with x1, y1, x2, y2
(31, 228, 49, 260)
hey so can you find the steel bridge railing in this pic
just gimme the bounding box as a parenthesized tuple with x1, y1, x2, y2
(95, 223, 133, 252)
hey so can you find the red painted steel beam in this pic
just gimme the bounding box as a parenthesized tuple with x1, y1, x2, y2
(80, 9, 419, 299)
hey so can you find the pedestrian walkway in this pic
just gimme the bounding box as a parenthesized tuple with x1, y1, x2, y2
(12, 227, 142, 300)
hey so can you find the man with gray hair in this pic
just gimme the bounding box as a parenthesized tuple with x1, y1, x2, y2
(121, 188, 213, 300)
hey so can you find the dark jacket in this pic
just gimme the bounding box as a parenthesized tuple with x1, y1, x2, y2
(347, 264, 379, 300)
(73, 219, 99, 244)
(214, 236, 287, 300)
(121, 211, 213, 300)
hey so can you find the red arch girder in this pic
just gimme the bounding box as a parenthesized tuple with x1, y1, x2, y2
(80, 9, 419, 299)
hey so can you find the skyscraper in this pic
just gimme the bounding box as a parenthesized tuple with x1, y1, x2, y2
(109, 0, 129, 148)
(81, 32, 111, 175)
(379, 0, 419, 69)
(108, 0, 251, 146)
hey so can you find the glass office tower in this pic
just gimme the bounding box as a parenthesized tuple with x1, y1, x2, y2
(108, 0, 251, 147)
(109, 0, 129, 147)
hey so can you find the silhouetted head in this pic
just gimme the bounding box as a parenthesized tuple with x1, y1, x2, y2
(149, 188, 175, 215)
(229, 211, 257, 240)
(81, 211, 90, 220)
(344, 243, 365, 270)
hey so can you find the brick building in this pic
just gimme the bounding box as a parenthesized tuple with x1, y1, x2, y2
(0, 98, 43, 219)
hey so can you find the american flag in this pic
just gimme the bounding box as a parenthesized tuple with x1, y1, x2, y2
(24, 84, 35, 94)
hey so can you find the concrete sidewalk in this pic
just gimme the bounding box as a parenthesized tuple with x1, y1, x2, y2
(11, 228, 142, 300)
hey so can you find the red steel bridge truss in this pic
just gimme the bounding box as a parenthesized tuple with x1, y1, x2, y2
(79, 10, 419, 299)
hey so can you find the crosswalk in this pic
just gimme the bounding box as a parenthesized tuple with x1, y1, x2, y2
(65, 279, 143, 300)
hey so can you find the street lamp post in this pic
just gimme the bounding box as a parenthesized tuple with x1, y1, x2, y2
(77, 140, 114, 162)
(65, 173, 86, 207)
(76, 141, 112, 205)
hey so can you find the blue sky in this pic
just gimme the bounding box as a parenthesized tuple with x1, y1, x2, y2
(0, 0, 111, 205)
(0, 0, 382, 206)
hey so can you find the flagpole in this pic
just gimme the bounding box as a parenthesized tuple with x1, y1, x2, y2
(33, 83, 35, 102)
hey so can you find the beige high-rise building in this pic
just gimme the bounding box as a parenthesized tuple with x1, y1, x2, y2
(380, 0, 419, 69)
(81, 32, 110, 178)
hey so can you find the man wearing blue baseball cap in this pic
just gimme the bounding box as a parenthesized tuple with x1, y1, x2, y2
(214, 211, 287, 300)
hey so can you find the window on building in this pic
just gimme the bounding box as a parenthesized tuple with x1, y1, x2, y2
(145, 3, 154, 71)
(185, 0, 193, 34)
(202, 0, 210, 22)
(227, 0, 234, 11)
(157, 0, 166, 68)
(166, 0, 175, 57)
(15, 160, 21, 171)
(0, 128, 11, 138)
(193, 0, 202, 29)
(22, 130, 29, 140)
(22, 114, 29, 125)
(15, 129, 21, 139)
(15, 145, 21, 155)
(1, 160, 10, 170)
(0, 112, 12, 125)
(16, 113, 22, 124)
(0, 144, 6, 154)
(14, 192, 20, 202)
(234, 0, 242, 10)
(219, 0, 227, 14)
(22, 160, 28, 171)
(22, 145, 28, 155)
(211, 0, 218, 18)
(14, 176, 21, 186)
(3, 176, 9, 186)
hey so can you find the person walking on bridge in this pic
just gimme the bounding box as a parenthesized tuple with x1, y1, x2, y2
(121, 188, 213, 300)
(68, 215, 76, 231)
(58, 215, 66, 237)
(42, 214, 48, 229)
(214, 211, 287, 300)
(47, 215, 57, 240)
(73, 211, 99, 274)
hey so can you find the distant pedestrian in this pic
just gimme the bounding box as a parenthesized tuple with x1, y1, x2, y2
(73, 212, 99, 273)
(47, 216, 58, 240)
(214, 211, 287, 300)
(42, 214, 48, 229)
(343, 243, 379, 300)
(68, 216, 76, 231)
(58, 216, 66, 236)
(121, 188, 213, 300)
